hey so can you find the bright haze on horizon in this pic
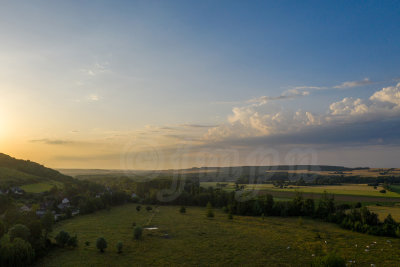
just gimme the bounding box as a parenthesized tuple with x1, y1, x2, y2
(0, 1, 400, 169)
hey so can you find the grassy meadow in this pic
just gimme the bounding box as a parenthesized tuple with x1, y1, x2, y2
(37, 204, 400, 266)
(20, 181, 63, 193)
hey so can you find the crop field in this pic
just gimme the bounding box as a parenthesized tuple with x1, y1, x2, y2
(201, 182, 400, 199)
(367, 205, 400, 222)
(36, 204, 400, 266)
(264, 168, 400, 177)
(20, 181, 63, 193)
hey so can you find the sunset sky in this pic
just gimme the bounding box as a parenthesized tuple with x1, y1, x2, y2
(1, 1, 400, 169)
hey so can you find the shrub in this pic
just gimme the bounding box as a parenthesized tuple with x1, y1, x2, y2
(116, 241, 123, 253)
(180, 206, 186, 213)
(55, 231, 70, 248)
(380, 189, 386, 194)
(146, 206, 153, 212)
(67, 235, 78, 248)
(96, 237, 107, 253)
(311, 252, 345, 267)
(85, 241, 90, 247)
(228, 212, 233, 220)
(133, 226, 143, 240)
(136, 205, 141, 212)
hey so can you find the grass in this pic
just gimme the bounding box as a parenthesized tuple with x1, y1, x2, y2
(36, 204, 400, 266)
(20, 181, 63, 193)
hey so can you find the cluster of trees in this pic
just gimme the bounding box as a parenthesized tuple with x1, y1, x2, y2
(124, 177, 400, 238)
(0, 210, 56, 267)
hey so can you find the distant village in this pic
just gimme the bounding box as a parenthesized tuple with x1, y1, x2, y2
(0, 185, 138, 221)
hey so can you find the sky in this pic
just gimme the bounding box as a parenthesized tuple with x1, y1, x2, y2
(1, 0, 400, 169)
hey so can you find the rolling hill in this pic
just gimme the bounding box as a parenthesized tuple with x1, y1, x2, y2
(0, 153, 73, 189)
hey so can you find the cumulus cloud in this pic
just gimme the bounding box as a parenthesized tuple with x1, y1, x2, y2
(333, 78, 373, 89)
(205, 82, 400, 143)
(370, 82, 400, 105)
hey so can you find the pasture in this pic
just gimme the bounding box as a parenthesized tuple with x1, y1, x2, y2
(20, 181, 63, 193)
(37, 204, 400, 266)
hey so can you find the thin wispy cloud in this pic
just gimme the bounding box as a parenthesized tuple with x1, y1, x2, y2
(30, 139, 75, 145)
(80, 62, 110, 77)
(333, 78, 374, 89)
(181, 124, 218, 128)
(87, 94, 101, 102)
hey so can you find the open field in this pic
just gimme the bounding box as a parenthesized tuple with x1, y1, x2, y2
(20, 181, 63, 193)
(37, 204, 400, 266)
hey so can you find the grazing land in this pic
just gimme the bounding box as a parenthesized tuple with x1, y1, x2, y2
(20, 181, 63, 193)
(37, 204, 400, 266)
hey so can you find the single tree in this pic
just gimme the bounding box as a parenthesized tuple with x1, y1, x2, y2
(136, 205, 141, 212)
(133, 226, 143, 240)
(96, 237, 107, 253)
(180, 206, 186, 213)
(206, 202, 214, 218)
(228, 212, 233, 220)
(41, 210, 54, 239)
(8, 224, 30, 242)
(0, 220, 6, 239)
(116, 241, 123, 253)
(0, 237, 35, 267)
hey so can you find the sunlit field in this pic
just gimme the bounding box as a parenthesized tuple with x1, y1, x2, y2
(20, 181, 63, 193)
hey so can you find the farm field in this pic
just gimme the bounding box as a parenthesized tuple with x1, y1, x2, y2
(20, 181, 63, 193)
(367, 205, 400, 222)
(201, 182, 400, 199)
(37, 204, 400, 266)
(264, 168, 400, 177)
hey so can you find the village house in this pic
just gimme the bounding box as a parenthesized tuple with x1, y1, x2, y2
(57, 198, 71, 210)
(7, 186, 24, 195)
(20, 205, 31, 212)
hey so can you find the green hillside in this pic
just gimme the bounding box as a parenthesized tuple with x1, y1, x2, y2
(0, 153, 73, 189)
